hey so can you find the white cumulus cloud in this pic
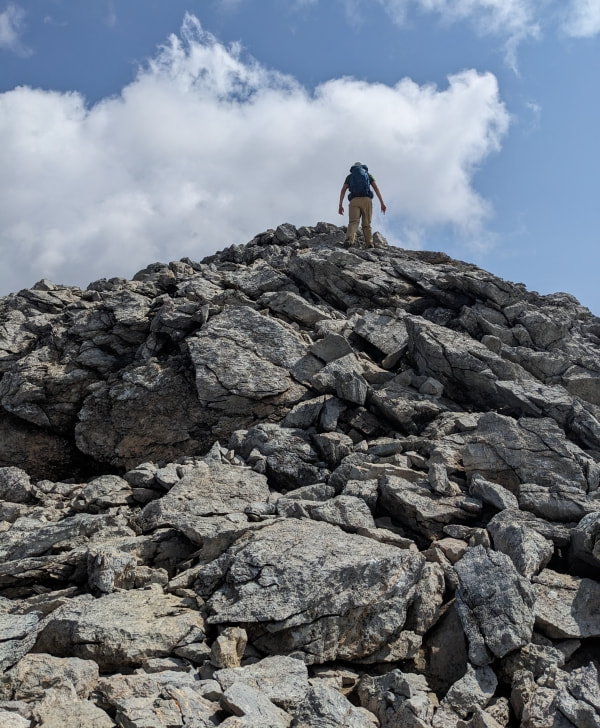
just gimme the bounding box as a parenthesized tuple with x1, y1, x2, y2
(0, 13, 509, 294)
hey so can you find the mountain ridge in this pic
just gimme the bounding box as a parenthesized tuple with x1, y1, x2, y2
(0, 222, 599, 727)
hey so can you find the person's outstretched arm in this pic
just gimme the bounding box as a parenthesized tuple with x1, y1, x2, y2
(372, 181, 387, 214)
(338, 184, 349, 215)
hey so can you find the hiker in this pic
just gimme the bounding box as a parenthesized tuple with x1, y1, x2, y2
(338, 162, 386, 248)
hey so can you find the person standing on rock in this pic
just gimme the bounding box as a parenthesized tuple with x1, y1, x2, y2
(338, 162, 386, 248)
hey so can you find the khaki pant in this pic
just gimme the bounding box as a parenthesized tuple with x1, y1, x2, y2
(346, 196, 373, 246)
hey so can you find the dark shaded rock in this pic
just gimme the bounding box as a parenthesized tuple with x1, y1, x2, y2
(455, 546, 535, 666)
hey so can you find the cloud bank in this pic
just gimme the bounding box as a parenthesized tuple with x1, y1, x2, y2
(0, 13, 509, 294)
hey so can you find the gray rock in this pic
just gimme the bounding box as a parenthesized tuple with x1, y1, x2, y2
(162, 514, 267, 564)
(188, 305, 306, 403)
(0, 411, 72, 482)
(0, 612, 42, 672)
(455, 546, 535, 665)
(75, 360, 207, 469)
(0, 512, 134, 562)
(280, 482, 336, 502)
(370, 379, 449, 435)
(568, 662, 600, 714)
(291, 681, 378, 727)
(463, 412, 599, 494)
(311, 353, 369, 405)
(421, 602, 469, 694)
(141, 459, 270, 529)
(275, 223, 298, 244)
(281, 395, 331, 429)
(311, 431, 354, 467)
(0, 653, 99, 702)
(204, 519, 425, 664)
(488, 511, 554, 577)
(533, 569, 600, 639)
(0, 712, 30, 728)
(353, 310, 409, 358)
(70, 474, 133, 512)
(501, 641, 578, 682)
(310, 494, 376, 532)
(510, 662, 600, 728)
(358, 670, 436, 728)
(31, 688, 116, 728)
(34, 587, 205, 671)
(260, 290, 331, 327)
(439, 663, 497, 719)
(518, 481, 598, 522)
(429, 461, 459, 496)
(231, 423, 327, 490)
(405, 315, 529, 411)
(469, 474, 519, 511)
(571, 512, 600, 574)
(419, 376, 445, 397)
(0, 346, 98, 431)
(380, 475, 483, 540)
(309, 333, 354, 362)
(97, 671, 221, 728)
(342, 478, 379, 510)
(219, 260, 292, 300)
(564, 367, 600, 406)
(3, 224, 600, 720)
(404, 561, 446, 635)
(481, 507, 572, 548)
(221, 682, 292, 727)
(216, 655, 308, 711)
(0, 467, 34, 504)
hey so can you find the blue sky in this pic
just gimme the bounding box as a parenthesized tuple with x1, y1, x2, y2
(1, 1, 599, 313)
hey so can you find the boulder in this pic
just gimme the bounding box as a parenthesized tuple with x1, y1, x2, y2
(533, 569, 600, 639)
(455, 546, 535, 666)
(216, 655, 309, 711)
(291, 681, 378, 728)
(34, 587, 205, 671)
(202, 519, 426, 664)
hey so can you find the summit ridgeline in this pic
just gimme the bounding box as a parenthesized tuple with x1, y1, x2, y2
(1, 222, 600, 727)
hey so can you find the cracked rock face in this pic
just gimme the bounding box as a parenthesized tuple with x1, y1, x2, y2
(1, 222, 600, 726)
(203, 518, 425, 664)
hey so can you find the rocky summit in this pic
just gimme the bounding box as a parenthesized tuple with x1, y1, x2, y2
(1, 221, 600, 728)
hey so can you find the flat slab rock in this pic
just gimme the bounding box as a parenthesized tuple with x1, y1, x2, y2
(533, 568, 600, 639)
(141, 459, 270, 529)
(33, 586, 205, 671)
(202, 518, 426, 664)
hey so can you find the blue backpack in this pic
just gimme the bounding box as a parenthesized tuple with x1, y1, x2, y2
(348, 164, 373, 199)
